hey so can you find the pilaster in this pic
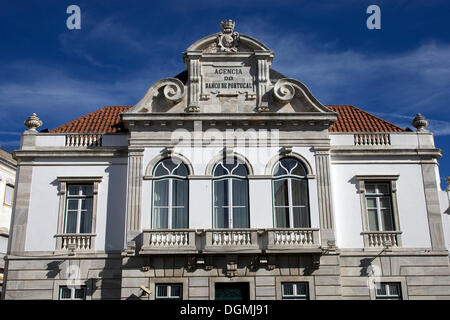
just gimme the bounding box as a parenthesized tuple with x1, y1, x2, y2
(126, 148, 144, 246)
(314, 147, 336, 247)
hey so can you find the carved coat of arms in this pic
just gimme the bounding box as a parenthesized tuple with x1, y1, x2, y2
(216, 19, 239, 52)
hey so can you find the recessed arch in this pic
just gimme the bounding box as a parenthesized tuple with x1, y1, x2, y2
(265, 151, 314, 177)
(144, 151, 194, 179)
(205, 151, 254, 176)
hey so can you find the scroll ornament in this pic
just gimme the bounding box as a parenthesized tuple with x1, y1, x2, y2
(153, 78, 186, 104)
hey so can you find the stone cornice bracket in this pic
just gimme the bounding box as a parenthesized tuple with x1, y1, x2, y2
(162, 146, 174, 156)
(412, 113, 429, 132)
(24, 113, 42, 132)
(154, 78, 186, 104)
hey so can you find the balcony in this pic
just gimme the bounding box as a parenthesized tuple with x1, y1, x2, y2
(139, 228, 321, 255)
(266, 228, 321, 253)
(55, 233, 96, 251)
(140, 229, 197, 254)
(361, 231, 402, 249)
(204, 229, 260, 253)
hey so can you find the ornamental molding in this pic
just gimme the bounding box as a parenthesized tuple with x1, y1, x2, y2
(216, 19, 240, 53)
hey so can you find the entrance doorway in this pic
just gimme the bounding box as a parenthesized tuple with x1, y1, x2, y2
(215, 282, 250, 300)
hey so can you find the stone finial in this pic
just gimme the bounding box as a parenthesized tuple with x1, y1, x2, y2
(412, 113, 429, 132)
(24, 113, 42, 131)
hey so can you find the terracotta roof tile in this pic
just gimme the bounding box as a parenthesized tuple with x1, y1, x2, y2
(49, 105, 405, 134)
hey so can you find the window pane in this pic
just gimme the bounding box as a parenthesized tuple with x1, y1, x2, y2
(296, 283, 307, 295)
(232, 179, 248, 207)
(172, 208, 188, 229)
(376, 283, 386, 296)
(291, 162, 306, 177)
(80, 185, 93, 196)
(173, 163, 188, 176)
(283, 284, 294, 296)
(366, 197, 377, 209)
(153, 208, 168, 229)
(389, 283, 400, 296)
(66, 211, 78, 233)
(68, 185, 80, 196)
(67, 199, 78, 210)
(157, 285, 167, 297)
(280, 158, 297, 172)
(293, 207, 310, 228)
(154, 163, 169, 177)
(273, 163, 287, 176)
(367, 209, 379, 231)
(60, 287, 71, 299)
(381, 209, 394, 231)
(233, 208, 249, 228)
(162, 158, 178, 173)
(377, 183, 389, 194)
(214, 163, 228, 177)
(4, 185, 13, 206)
(80, 200, 92, 233)
(365, 183, 376, 194)
(214, 180, 229, 207)
(172, 179, 188, 207)
(291, 179, 308, 206)
(232, 164, 247, 177)
(154, 180, 169, 206)
(74, 287, 86, 299)
(214, 208, 229, 228)
(273, 180, 288, 207)
(275, 207, 289, 228)
(170, 285, 181, 298)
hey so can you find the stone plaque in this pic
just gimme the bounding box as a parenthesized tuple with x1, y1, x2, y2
(202, 63, 255, 96)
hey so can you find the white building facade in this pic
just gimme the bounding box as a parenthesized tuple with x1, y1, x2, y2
(0, 148, 16, 293)
(2, 21, 450, 300)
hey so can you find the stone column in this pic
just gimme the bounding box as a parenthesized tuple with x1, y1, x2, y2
(125, 148, 144, 247)
(314, 147, 336, 247)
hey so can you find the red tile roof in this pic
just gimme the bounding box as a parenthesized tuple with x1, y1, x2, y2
(327, 105, 405, 132)
(50, 106, 132, 133)
(49, 105, 405, 133)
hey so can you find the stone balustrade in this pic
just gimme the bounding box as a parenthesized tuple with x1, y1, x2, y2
(56, 233, 95, 250)
(361, 231, 402, 248)
(65, 134, 103, 147)
(141, 229, 197, 254)
(354, 133, 391, 146)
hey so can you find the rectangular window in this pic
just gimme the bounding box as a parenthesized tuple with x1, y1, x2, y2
(4, 184, 14, 206)
(155, 284, 182, 300)
(364, 182, 395, 231)
(65, 184, 93, 233)
(281, 282, 309, 300)
(59, 286, 87, 300)
(375, 283, 402, 300)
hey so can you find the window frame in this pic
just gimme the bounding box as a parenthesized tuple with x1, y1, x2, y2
(212, 158, 250, 229)
(151, 158, 189, 230)
(281, 282, 310, 300)
(64, 184, 94, 234)
(374, 282, 403, 300)
(364, 182, 395, 231)
(58, 285, 87, 300)
(271, 157, 311, 228)
(155, 283, 183, 300)
(355, 175, 402, 247)
(3, 183, 14, 207)
(56, 177, 102, 250)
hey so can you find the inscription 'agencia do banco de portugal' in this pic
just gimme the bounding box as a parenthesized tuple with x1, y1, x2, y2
(204, 67, 253, 89)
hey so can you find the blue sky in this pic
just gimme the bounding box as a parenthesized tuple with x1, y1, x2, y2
(0, 0, 449, 187)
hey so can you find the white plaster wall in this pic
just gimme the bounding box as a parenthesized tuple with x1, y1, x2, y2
(26, 160, 127, 251)
(142, 146, 319, 230)
(331, 161, 432, 249)
(0, 164, 15, 233)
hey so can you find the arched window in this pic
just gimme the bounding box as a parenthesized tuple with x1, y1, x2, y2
(152, 158, 189, 229)
(213, 157, 249, 228)
(272, 157, 310, 228)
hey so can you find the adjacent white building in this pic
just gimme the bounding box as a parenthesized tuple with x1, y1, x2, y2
(2, 20, 450, 300)
(0, 148, 16, 293)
